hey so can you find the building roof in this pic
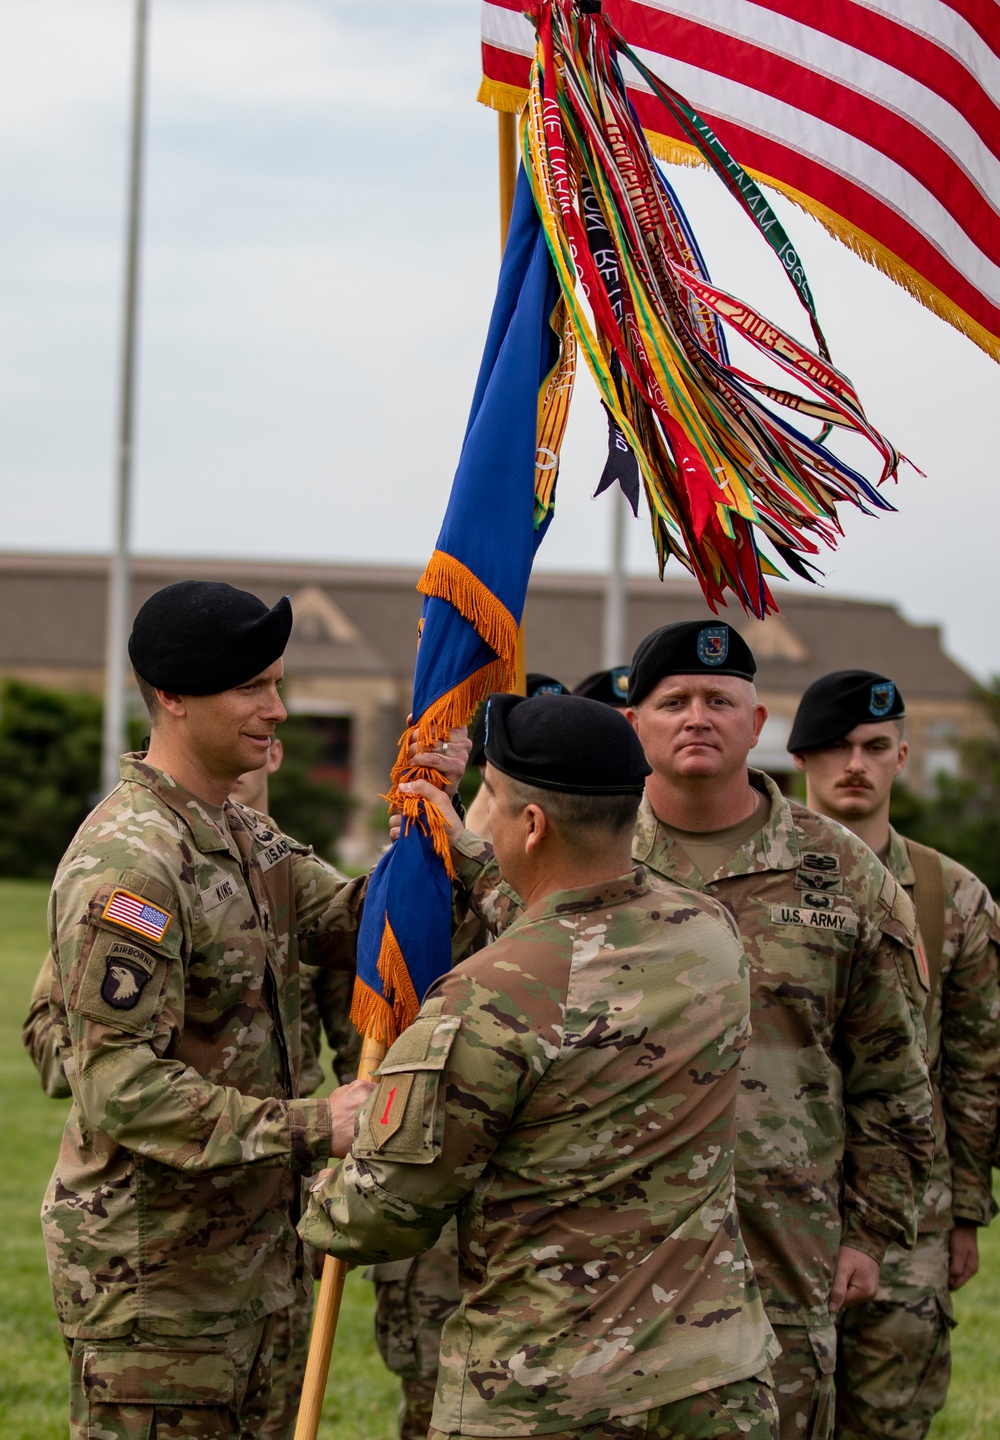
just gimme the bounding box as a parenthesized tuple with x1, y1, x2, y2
(0, 551, 975, 702)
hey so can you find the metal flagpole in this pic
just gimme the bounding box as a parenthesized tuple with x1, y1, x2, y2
(101, 0, 149, 795)
(602, 486, 628, 670)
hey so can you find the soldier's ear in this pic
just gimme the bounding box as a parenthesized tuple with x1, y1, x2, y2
(522, 803, 549, 855)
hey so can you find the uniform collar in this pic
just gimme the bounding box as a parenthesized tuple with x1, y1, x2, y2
(522, 866, 652, 924)
(119, 752, 234, 856)
(885, 825, 915, 886)
(633, 768, 802, 885)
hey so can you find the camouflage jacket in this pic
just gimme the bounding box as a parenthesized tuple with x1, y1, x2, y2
(450, 772, 934, 1329)
(43, 754, 364, 1340)
(884, 827, 1000, 1230)
(22, 951, 72, 1099)
(301, 868, 777, 1436)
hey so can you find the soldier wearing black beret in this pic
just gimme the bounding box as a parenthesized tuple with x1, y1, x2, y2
(40, 580, 470, 1440)
(616, 623, 933, 1440)
(788, 669, 905, 755)
(572, 665, 631, 708)
(303, 694, 780, 1439)
(128, 579, 293, 695)
(790, 671, 1000, 1440)
(627, 619, 757, 706)
(468, 674, 568, 768)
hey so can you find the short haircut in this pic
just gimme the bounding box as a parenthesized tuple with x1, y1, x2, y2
(133, 670, 161, 725)
(500, 775, 641, 848)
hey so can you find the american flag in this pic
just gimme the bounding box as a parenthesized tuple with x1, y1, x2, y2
(103, 890, 172, 943)
(480, 0, 1000, 360)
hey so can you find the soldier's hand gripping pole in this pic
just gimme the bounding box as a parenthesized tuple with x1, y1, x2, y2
(293, 1033, 388, 1440)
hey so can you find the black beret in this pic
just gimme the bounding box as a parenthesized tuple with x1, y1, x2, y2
(627, 621, 756, 705)
(788, 670, 906, 753)
(469, 675, 568, 766)
(129, 581, 293, 695)
(484, 692, 651, 794)
(572, 666, 630, 708)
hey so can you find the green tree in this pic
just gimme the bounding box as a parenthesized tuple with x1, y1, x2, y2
(268, 715, 354, 863)
(890, 677, 1000, 896)
(0, 681, 103, 879)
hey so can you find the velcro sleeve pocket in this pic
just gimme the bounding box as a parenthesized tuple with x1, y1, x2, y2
(354, 1007, 462, 1164)
(82, 1343, 235, 1406)
(71, 877, 182, 1038)
(877, 871, 917, 947)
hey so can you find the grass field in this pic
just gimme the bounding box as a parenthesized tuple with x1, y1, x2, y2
(1, 876, 997, 1436)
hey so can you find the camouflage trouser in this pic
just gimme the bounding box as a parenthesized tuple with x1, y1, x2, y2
(428, 1374, 778, 1440)
(370, 1219, 461, 1440)
(771, 1323, 836, 1440)
(835, 1231, 955, 1440)
(261, 1280, 314, 1440)
(68, 1317, 273, 1440)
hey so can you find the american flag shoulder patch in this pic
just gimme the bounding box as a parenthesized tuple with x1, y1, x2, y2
(102, 889, 173, 944)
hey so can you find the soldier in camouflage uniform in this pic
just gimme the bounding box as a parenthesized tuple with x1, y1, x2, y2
(303, 693, 779, 1440)
(42, 581, 386, 1440)
(789, 670, 1000, 1439)
(440, 625, 934, 1440)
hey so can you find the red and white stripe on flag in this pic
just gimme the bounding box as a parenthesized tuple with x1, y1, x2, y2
(480, 1, 1000, 360)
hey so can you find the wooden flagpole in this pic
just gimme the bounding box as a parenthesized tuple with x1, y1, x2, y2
(293, 1035, 386, 1440)
(295, 110, 524, 1440)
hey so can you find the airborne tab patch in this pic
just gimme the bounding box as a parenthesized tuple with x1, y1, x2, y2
(102, 889, 172, 943)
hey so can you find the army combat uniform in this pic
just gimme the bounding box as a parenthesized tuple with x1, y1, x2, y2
(835, 828, 1000, 1440)
(22, 950, 72, 1099)
(630, 774, 934, 1439)
(22, 925, 362, 1440)
(451, 771, 934, 1440)
(301, 868, 779, 1439)
(44, 755, 364, 1440)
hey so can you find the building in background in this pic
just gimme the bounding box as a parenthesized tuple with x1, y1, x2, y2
(0, 553, 982, 863)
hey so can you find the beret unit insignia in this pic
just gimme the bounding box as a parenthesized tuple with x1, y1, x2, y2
(697, 626, 729, 666)
(869, 680, 896, 717)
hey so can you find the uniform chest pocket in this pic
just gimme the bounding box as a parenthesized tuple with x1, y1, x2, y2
(354, 1009, 461, 1165)
(187, 887, 268, 1022)
(751, 896, 859, 1025)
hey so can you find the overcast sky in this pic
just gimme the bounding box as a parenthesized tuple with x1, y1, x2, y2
(0, 0, 996, 678)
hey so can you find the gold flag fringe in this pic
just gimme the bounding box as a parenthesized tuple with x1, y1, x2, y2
(477, 76, 528, 114)
(350, 918, 420, 1045)
(417, 550, 519, 664)
(385, 653, 517, 879)
(478, 82, 1000, 363)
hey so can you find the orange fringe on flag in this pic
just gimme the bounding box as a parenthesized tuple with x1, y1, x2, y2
(417, 550, 519, 664)
(350, 918, 420, 1044)
(384, 650, 516, 880)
